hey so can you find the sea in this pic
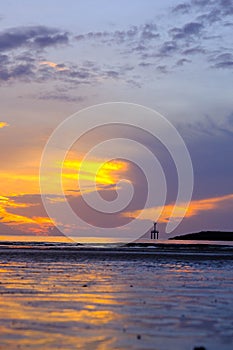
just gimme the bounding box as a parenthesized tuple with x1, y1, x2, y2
(0, 240, 233, 350)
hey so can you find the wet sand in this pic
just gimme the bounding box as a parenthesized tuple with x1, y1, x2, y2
(0, 245, 233, 349)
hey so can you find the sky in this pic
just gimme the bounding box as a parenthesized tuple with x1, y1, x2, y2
(0, 0, 232, 242)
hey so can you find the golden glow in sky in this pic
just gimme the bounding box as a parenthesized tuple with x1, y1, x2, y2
(0, 140, 233, 238)
(124, 193, 233, 224)
(0, 195, 53, 234)
(0, 122, 9, 128)
(0, 0, 232, 241)
(62, 158, 128, 193)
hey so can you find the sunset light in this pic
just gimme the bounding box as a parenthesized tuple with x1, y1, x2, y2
(0, 2, 232, 349)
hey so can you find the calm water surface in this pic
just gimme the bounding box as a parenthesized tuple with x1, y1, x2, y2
(0, 248, 233, 350)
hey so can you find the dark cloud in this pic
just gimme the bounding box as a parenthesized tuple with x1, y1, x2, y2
(159, 41, 178, 57)
(219, 0, 233, 15)
(191, 0, 213, 7)
(0, 54, 9, 63)
(33, 33, 68, 48)
(214, 61, 233, 69)
(172, 0, 232, 27)
(132, 44, 147, 53)
(8, 184, 145, 231)
(156, 65, 168, 74)
(170, 22, 203, 40)
(197, 9, 222, 24)
(140, 23, 158, 40)
(11, 63, 35, 79)
(172, 3, 191, 14)
(0, 61, 36, 82)
(224, 21, 233, 27)
(182, 46, 206, 55)
(38, 92, 85, 103)
(176, 58, 191, 66)
(16, 52, 37, 63)
(126, 79, 142, 88)
(0, 52, 137, 85)
(0, 222, 26, 236)
(210, 52, 233, 69)
(105, 70, 119, 79)
(7, 194, 51, 220)
(182, 21, 203, 35)
(178, 114, 233, 200)
(138, 62, 153, 67)
(74, 22, 158, 46)
(0, 26, 69, 52)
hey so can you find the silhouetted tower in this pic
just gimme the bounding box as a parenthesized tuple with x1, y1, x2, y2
(151, 222, 159, 240)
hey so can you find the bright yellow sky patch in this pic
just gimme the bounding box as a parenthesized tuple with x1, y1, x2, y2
(0, 122, 9, 128)
(62, 158, 128, 193)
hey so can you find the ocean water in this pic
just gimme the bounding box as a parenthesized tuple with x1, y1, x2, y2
(0, 243, 233, 350)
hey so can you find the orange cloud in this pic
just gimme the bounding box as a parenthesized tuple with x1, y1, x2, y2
(0, 122, 9, 129)
(39, 61, 69, 71)
(0, 195, 53, 234)
(124, 193, 233, 223)
(0, 172, 40, 196)
(0, 157, 129, 234)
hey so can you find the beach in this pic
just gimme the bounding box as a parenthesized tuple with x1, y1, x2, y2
(0, 243, 233, 349)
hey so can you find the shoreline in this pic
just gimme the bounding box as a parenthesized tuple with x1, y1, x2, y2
(1, 243, 233, 260)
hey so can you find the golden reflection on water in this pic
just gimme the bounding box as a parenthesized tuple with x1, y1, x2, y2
(1, 254, 233, 350)
(0, 261, 126, 349)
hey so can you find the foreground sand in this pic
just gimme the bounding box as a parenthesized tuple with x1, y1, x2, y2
(0, 245, 233, 349)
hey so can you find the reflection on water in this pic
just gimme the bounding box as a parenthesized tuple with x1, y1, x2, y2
(0, 254, 233, 350)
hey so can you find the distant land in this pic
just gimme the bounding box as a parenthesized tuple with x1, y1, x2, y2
(169, 231, 233, 241)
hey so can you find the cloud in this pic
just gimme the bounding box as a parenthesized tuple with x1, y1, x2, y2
(170, 22, 204, 40)
(197, 9, 222, 24)
(156, 65, 168, 74)
(0, 50, 136, 85)
(178, 114, 233, 199)
(1, 114, 232, 238)
(171, 0, 233, 29)
(191, 0, 212, 6)
(209, 52, 233, 69)
(0, 27, 71, 84)
(12, 63, 35, 79)
(182, 46, 206, 55)
(221, 0, 233, 15)
(0, 54, 9, 63)
(39, 61, 69, 71)
(0, 194, 53, 234)
(0, 121, 9, 128)
(0, 26, 69, 52)
(140, 23, 159, 40)
(159, 41, 178, 57)
(34, 33, 68, 48)
(214, 61, 233, 69)
(172, 3, 191, 14)
(176, 58, 191, 66)
(38, 92, 85, 103)
(0, 6, 231, 87)
(124, 193, 233, 224)
(75, 22, 158, 46)
(0, 62, 35, 82)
